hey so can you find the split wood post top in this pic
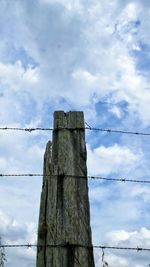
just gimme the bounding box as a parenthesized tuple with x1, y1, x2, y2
(36, 111, 95, 267)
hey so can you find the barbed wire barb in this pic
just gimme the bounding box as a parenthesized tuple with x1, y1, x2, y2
(0, 173, 150, 184)
(0, 243, 150, 252)
(85, 127, 150, 136)
(0, 126, 150, 136)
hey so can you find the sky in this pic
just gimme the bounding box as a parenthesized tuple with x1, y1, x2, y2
(0, 0, 150, 266)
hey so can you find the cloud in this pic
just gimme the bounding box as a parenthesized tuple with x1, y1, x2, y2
(129, 185, 150, 203)
(40, 0, 83, 12)
(0, 0, 150, 125)
(72, 69, 98, 85)
(95, 252, 129, 267)
(0, 210, 37, 265)
(0, 1, 150, 266)
(102, 227, 150, 267)
(105, 227, 150, 246)
(87, 143, 142, 175)
(93, 227, 150, 267)
(0, 61, 38, 88)
(0, 131, 45, 173)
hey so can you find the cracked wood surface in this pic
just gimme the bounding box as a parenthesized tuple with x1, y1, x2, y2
(36, 111, 95, 267)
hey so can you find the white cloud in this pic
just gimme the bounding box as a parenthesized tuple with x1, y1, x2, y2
(0, 1, 150, 266)
(41, 0, 83, 12)
(0, 210, 37, 265)
(72, 69, 98, 85)
(96, 252, 129, 267)
(109, 106, 123, 119)
(0, 61, 39, 89)
(129, 185, 150, 203)
(0, 210, 12, 233)
(0, 131, 44, 173)
(105, 227, 150, 247)
(0, 0, 150, 124)
(105, 229, 136, 244)
(87, 143, 141, 175)
(93, 227, 150, 267)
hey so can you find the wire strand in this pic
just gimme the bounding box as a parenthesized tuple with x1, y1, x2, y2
(0, 127, 53, 132)
(85, 127, 150, 136)
(0, 244, 150, 252)
(0, 173, 150, 184)
(0, 126, 150, 136)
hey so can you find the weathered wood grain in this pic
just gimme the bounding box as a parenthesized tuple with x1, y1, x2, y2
(36, 111, 95, 267)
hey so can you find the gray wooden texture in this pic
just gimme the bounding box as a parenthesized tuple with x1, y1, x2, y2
(36, 111, 95, 267)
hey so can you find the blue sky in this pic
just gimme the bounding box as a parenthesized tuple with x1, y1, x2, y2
(0, 0, 150, 266)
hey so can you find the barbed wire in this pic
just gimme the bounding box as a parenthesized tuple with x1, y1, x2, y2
(0, 243, 150, 252)
(85, 127, 150, 136)
(88, 176, 150, 184)
(0, 126, 150, 136)
(0, 127, 53, 132)
(0, 173, 150, 184)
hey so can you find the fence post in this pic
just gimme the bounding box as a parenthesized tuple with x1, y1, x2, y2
(36, 111, 95, 267)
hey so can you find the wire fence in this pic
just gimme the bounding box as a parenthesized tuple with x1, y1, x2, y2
(0, 243, 150, 252)
(0, 173, 150, 184)
(1, 122, 150, 265)
(0, 126, 150, 136)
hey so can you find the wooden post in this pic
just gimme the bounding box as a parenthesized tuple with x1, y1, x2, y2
(36, 111, 95, 267)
